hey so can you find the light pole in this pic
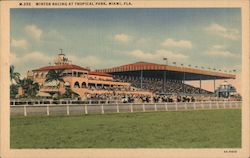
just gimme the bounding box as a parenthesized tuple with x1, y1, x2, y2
(163, 57, 168, 65)
(163, 58, 168, 93)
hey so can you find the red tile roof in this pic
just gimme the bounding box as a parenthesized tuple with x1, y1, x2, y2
(89, 71, 112, 77)
(33, 64, 90, 71)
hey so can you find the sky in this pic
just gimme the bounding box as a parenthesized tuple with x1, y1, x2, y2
(10, 8, 242, 92)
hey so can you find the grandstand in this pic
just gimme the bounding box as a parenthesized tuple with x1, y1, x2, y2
(96, 61, 236, 96)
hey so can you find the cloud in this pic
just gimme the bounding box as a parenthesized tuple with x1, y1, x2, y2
(60, 54, 126, 70)
(211, 45, 225, 49)
(67, 54, 127, 70)
(207, 50, 236, 57)
(44, 30, 66, 41)
(10, 52, 17, 64)
(67, 54, 102, 69)
(207, 45, 238, 57)
(11, 51, 51, 65)
(10, 51, 52, 77)
(129, 49, 188, 61)
(136, 38, 148, 44)
(205, 23, 240, 40)
(114, 33, 131, 42)
(11, 51, 104, 76)
(24, 24, 43, 40)
(11, 38, 28, 48)
(161, 38, 193, 48)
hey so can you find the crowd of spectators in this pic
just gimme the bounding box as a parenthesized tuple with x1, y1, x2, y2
(84, 92, 235, 103)
(86, 84, 135, 92)
(79, 75, 213, 96)
(113, 77, 213, 95)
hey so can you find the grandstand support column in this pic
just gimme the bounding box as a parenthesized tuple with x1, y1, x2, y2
(213, 79, 216, 93)
(199, 79, 202, 93)
(163, 71, 166, 92)
(140, 70, 143, 89)
(183, 72, 186, 95)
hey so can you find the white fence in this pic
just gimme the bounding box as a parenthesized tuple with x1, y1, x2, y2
(10, 101, 241, 117)
(10, 99, 123, 106)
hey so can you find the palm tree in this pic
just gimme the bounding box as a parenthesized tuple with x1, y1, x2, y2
(45, 69, 65, 84)
(10, 65, 20, 84)
(24, 79, 39, 97)
(10, 84, 18, 98)
(63, 87, 79, 99)
(45, 69, 65, 95)
(17, 78, 39, 97)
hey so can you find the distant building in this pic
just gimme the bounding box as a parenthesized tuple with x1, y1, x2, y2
(215, 81, 239, 98)
(27, 53, 152, 99)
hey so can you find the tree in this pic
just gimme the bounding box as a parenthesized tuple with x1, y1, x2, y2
(24, 79, 39, 97)
(10, 65, 20, 84)
(45, 69, 65, 84)
(10, 65, 21, 99)
(17, 78, 39, 97)
(45, 69, 65, 95)
(10, 84, 18, 99)
(63, 87, 79, 99)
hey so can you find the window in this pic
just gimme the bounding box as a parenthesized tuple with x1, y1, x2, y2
(74, 82, 80, 88)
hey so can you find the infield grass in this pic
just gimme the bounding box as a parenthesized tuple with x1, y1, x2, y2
(10, 109, 241, 148)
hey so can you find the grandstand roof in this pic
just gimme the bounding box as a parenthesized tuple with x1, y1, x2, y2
(96, 62, 236, 81)
(33, 64, 90, 72)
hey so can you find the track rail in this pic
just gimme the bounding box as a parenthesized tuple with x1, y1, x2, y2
(10, 101, 242, 117)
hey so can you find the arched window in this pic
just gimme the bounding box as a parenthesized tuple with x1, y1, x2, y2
(81, 82, 87, 88)
(40, 72, 44, 78)
(74, 82, 80, 88)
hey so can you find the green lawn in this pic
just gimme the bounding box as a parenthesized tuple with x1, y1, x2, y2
(10, 109, 241, 148)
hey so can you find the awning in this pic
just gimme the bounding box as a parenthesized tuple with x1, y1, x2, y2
(44, 80, 60, 87)
(36, 91, 51, 97)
